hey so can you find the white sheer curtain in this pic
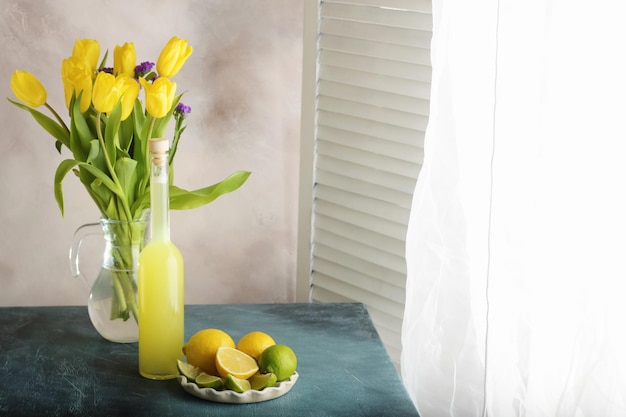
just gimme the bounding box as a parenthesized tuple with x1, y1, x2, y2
(401, 1, 626, 416)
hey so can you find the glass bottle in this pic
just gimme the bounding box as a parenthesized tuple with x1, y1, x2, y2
(138, 138, 185, 380)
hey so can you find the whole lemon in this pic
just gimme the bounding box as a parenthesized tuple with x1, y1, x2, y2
(182, 329, 235, 375)
(236, 331, 276, 361)
(258, 344, 297, 381)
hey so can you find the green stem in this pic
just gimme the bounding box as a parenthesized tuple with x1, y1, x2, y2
(44, 102, 70, 134)
(93, 112, 142, 325)
(146, 116, 156, 142)
(123, 271, 139, 322)
(111, 273, 129, 316)
(95, 111, 133, 221)
(170, 117, 184, 166)
(140, 117, 157, 197)
(107, 220, 144, 324)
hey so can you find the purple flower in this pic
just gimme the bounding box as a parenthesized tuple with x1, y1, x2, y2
(174, 102, 191, 119)
(100, 67, 114, 74)
(134, 61, 155, 77)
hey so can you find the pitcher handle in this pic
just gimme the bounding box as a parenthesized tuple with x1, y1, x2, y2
(69, 222, 102, 286)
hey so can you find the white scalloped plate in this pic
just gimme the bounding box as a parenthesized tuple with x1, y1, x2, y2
(177, 372, 299, 404)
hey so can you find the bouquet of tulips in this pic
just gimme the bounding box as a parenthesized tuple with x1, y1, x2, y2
(8, 37, 250, 323)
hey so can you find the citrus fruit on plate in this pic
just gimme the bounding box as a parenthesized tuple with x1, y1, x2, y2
(215, 346, 259, 379)
(195, 373, 224, 390)
(249, 372, 278, 390)
(182, 329, 235, 375)
(224, 374, 251, 393)
(177, 360, 203, 382)
(177, 372, 299, 404)
(237, 331, 276, 361)
(258, 344, 297, 381)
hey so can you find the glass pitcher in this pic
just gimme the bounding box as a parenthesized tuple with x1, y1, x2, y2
(69, 213, 149, 343)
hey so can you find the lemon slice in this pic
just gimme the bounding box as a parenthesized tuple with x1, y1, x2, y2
(195, 373, 224, 389)
(249, 372, 278, 390)
(177, 360, 203, 382)
(215, 346, 259, 379)
(224, 374, 252, 393)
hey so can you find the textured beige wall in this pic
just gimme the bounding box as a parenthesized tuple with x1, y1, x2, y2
(0, 0, 303, 306)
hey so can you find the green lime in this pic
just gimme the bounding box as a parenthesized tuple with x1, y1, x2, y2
(224, 374, 251, 393)
(177, 359, 203, 382)
(258, 344, 297, 381)
(249, 372, 278, 390)
(195, 373, 224, 389)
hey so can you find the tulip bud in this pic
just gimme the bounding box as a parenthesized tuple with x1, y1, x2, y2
(116, 74, 140, 121)
(92, 72, 118, 114)
(91, 73, 140, 121)
(156, 36, 193, 78)
(62, 56, 93, 112)
(140, 77, 177, 119)
(114, 42, 137, 77)
(10, 70, 47, 108)
(72, 39, 100, 73)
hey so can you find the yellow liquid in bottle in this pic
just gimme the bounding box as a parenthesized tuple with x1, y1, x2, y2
(137, 239, 184, 379)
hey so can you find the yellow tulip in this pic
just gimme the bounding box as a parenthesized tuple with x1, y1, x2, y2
(92, 72, 117, 114)
(72, 39, 100, 73)
(140, 77, 177, 118)
(156, 36, 192, 78)
(114, 42, 136, 77)
(61, 56, 93, 112)
(10, 70, 47, 107)
(92, 73, 140, 121)
(116, 74, 140, 120)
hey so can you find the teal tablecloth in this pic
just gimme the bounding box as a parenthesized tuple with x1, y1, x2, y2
(0, 303, 419, 416)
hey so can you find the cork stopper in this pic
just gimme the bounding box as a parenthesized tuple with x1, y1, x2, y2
(149, 138, 169, 166)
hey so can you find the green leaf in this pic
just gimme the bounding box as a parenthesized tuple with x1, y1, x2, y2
(169, 171, 251, 210)
(132, 100, 150, 192)
(88, 177, 114, 217)
(98, 49, 109, 70)
(132, 99, 146, 131)
(77, 162, 96, 193)
(69, 124, 86, 161)
(7, 98, 70, 149)
(86, 112, 99, 139)
(79, 163, 124, 199)
(119, 117, 134, 153)
(116, 146, 131, 160)
(104, 102, 122, 162)
(131, 194, 149, 219)
(86, 139, 107, 173)
(87, 140, 100, 164)
(105, 193, 118, 218)
(69, 98, 92, 161)
(54, 158, 126, 216)
(134, 99, 150, 143)
(54, 159, 81, 216)
(73, 96, 94, 151)
(114, 157, 138, 204)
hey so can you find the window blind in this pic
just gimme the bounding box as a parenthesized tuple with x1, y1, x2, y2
(299, 0, 432, 370)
